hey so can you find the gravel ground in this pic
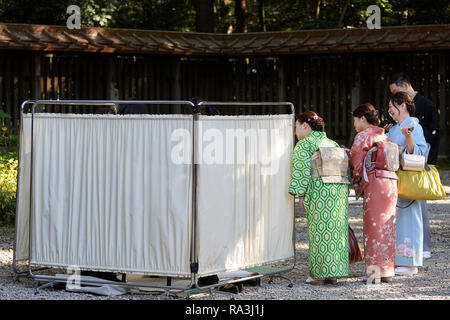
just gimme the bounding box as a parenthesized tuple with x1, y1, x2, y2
(1, 171, 449, 300)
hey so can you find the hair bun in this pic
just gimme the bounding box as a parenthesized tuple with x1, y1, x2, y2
(296, 110, 325, 132)
(352, 103, 380, 126)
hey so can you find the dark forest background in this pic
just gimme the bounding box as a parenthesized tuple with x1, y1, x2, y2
(0, 0, 449, 32)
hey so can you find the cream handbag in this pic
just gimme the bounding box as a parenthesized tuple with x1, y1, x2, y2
(401, 153, 425, 171)
(399, 126, 426, 172)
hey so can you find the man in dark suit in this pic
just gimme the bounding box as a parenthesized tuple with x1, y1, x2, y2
(388, 73, 440, 164)
(387, 72, 440, 260)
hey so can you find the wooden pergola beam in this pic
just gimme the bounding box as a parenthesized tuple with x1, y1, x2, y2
(0, 23, 448, 56)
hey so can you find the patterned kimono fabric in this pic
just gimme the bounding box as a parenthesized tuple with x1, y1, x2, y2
(387, 117, 428, 267)
(349, 126, 397, 278)
(289, 131, 349, 279)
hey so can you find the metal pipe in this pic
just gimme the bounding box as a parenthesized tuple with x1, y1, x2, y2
(19, 99, 297, 295)
(27, 101, 36, 278)
(198, 101, 295, 116)
(194, 101, 297, 285)
(29, 100, 194, 107)
(12, 101, 35, 275)
(22, 100, 197, 292)
(32, 274, 192, 292)
(190, 107, 200, 287)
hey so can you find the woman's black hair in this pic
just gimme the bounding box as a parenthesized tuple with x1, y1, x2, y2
(389, 72, 411, 87)
(296, 110, 325, 132)
(352, 103, 380, 126)
(390, 92, 416, 116)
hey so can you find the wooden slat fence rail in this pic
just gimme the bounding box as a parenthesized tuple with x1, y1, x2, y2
(0, 51, 448, 155)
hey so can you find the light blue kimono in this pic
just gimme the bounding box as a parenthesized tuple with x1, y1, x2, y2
(387, 117, 428, 267)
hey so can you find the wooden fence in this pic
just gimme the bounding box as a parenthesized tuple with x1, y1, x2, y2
(0, 50, 449, 154)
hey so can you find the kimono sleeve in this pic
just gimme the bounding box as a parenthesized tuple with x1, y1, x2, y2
(410, 124, 428, 156)
(288, 141, 312, 197)
(349, 131, 373, 181)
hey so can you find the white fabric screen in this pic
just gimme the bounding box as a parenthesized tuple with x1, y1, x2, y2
(16, 112, 294, 277)
(15, 116, 32, 261)
(196, 115, 295, 275)
(16, 114, 193, 276)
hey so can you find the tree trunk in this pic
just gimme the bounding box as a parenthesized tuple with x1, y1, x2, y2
(235, 0, 247, 33)
(142, 0, 153, 30)
(306, 0, 321, 20)
(315, 0, 321, 19)
(258, 0, 266, 32)
(195, 0, 215, 32)
(338, 0, 350, 28)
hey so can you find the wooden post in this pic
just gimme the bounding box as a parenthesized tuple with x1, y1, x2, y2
(319, 58, 325, 124)
(349, 56, 361, 146)
(312, 58, 317, 113)
(4, 55, 11, 122)
(305, 58, 310, 110)
(351, 56, 361, 107)
(326, 58, 332, 135)
(439, 54, 447, 157)
(105, 56, 117, 100)
(31, 54, 42, 112)
(333, 57, 340, 139)
(172, 57, 181, 113)
(277, 57, 286, 108)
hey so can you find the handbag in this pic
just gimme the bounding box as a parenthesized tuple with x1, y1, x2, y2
(348, 225, 364, 264)
(401, 153, 425, 171)
(398, 126, 424, 172)
(397, 143, 446, 200)
(397, 164, 446, 200)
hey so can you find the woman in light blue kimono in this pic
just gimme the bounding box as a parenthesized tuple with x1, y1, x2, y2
(386, 92, 428, 276)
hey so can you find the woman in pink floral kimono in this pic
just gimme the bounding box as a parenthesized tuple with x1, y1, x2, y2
(349, 103, 398, 283)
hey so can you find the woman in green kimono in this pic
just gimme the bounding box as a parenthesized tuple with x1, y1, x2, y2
(289, 111, 349, 285)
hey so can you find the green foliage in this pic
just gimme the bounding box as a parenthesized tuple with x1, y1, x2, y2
(0, 110, 18, 149)
(0, 0, 71, 25)
(0, 111, 18, 226)
(0, 224, 15, 239)
(0, 0, 448, 32)
(0, 151, 18, 226)
(81, 0, 116, 27)
(0, 0, 196, 31)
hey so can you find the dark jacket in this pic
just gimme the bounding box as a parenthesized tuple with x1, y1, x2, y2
(413, 92, 440, 164)
(120, 104, 148, 114)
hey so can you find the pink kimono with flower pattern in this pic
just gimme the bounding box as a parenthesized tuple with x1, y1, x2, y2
(349, 126, 398, 278)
